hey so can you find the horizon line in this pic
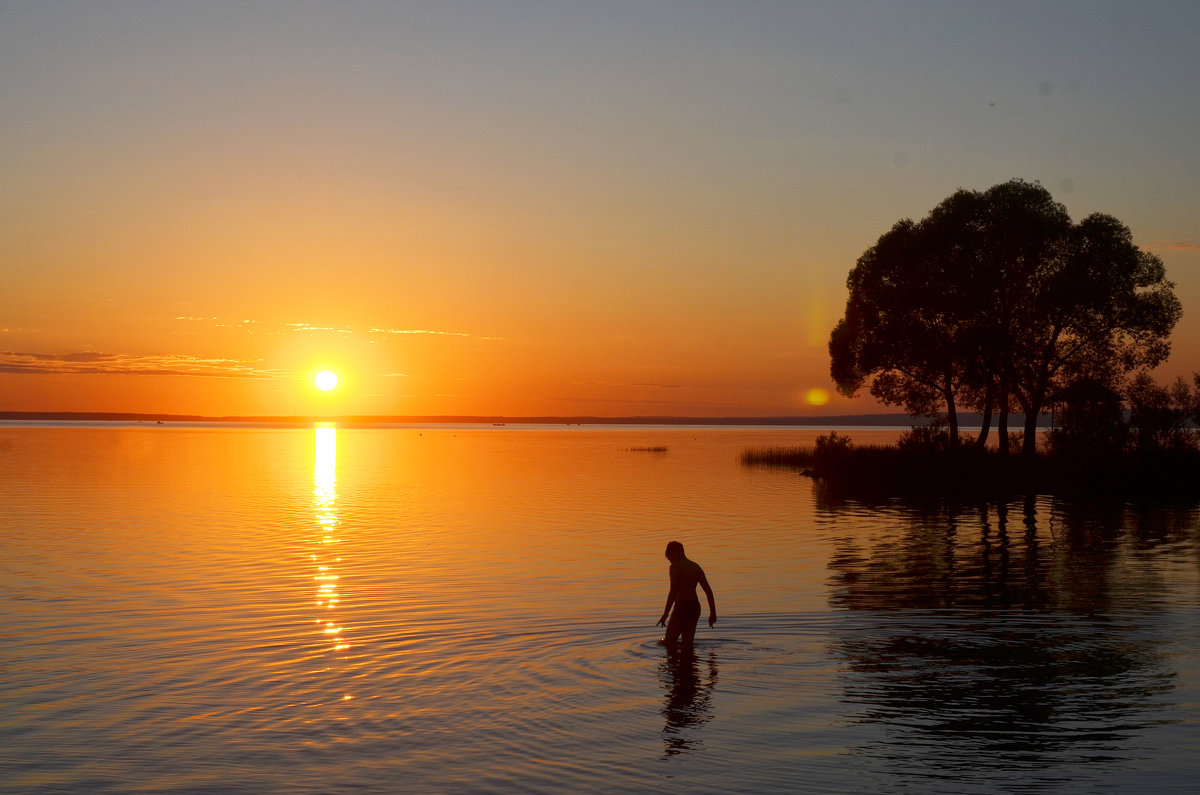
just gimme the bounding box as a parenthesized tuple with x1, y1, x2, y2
(0, 410, 1041, 427)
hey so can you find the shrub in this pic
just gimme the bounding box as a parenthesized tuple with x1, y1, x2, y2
(897, 425, 956, 453)
(1125, 371, 1200, 454)
(813, 432, 853, 463)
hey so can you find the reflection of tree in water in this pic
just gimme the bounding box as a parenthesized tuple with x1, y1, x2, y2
(658, 648, 718, 757)
(837, 618, 1174, 773)
(825, 495, 1181, 612)
(825, 496, 1190, 785)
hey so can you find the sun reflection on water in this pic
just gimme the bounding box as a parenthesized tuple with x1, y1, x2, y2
(312, 424, 349, 654)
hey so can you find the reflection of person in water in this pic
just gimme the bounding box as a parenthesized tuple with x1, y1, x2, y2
(659, 647, 718, 756)
(656, 541, 717, 649)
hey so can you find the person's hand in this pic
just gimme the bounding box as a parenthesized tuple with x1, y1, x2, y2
(708, 614, 717, 628)
(656, 616, 667, 628)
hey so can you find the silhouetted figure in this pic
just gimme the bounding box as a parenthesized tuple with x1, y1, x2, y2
(656, 541, 716, 649)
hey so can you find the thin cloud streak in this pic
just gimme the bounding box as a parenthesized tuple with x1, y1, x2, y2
(572, 380, 686, 390)
(0, 351, 280, 379)
(174, 317, 486, 338)
(1147, 241, 1200, 252)
(369, 328, 471, 337)
(547, 396, 737, 408)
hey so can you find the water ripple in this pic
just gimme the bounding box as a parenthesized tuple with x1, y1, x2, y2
(2, 427, 1198, 793)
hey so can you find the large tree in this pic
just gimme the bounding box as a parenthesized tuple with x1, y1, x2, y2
(830, 179, 1182, 455)
(828, 194, 984, 444)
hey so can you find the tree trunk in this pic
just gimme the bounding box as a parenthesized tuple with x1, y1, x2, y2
(944, 382, 959, 446)
(975, 384, 995, 448)
(1022, 399, 1041, 456)
(1022, 368, 1051, 457)
(998, 381, 1010, 457)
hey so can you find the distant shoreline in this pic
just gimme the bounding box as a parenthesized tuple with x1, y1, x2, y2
(0, 410, 1050, 427)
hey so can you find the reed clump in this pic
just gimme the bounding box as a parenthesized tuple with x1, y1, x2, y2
(740, 431, 863, 472)
(740, 445, 815, 468)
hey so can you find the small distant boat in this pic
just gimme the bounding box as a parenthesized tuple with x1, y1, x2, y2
(492, 422, 506, 427)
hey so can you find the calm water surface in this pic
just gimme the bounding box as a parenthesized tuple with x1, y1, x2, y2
(1, 425, 1197, 792)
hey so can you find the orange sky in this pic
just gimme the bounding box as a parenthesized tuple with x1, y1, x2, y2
(2, 4, 1197, 417)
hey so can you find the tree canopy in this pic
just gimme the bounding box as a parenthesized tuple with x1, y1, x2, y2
(829, 179, 1182, 455)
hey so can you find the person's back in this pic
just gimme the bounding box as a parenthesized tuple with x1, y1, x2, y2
(656, 541, 716, 649)
(669, 557, 705, 604)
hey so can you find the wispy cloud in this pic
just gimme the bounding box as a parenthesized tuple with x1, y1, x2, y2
(547, 396, 730, 408)
(369, 328, 470, 337)
(1146, 241, 1200, 252)
(174, 317, 489, 339)
(0, 351, 279, 379)
(573, 380, 685, 390)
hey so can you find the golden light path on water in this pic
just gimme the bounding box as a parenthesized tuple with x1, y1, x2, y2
(312, 424, 350, 680)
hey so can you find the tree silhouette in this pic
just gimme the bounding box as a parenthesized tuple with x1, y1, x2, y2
(830, 179, 1181, 455)
(1125, 371, 1200, 453)
(829, 198, 982, 445)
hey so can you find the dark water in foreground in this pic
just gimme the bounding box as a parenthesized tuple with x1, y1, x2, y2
(1, 425, 1197, 792)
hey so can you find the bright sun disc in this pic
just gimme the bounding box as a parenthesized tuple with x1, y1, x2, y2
(805, 387, 830, 406)
(314, 370, 339, 392)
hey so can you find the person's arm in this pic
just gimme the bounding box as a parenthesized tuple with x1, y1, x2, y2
(656, 585, 676, 627)
(699, 571, 717, 627)
(657, 567, 678, 627)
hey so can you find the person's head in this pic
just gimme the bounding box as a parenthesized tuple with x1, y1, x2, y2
(664, 540, 685, 562)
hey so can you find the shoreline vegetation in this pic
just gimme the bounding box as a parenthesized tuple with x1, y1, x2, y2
(741, 431, 1200, 500)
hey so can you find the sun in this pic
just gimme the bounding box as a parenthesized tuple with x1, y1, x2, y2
(314, 370, 339, 392)
(805, 387, 831, 406)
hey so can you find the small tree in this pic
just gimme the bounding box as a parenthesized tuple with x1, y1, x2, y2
(1125, 371, 1200, 453)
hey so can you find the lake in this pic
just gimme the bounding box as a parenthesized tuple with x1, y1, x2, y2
(2, 424, 1197, 793)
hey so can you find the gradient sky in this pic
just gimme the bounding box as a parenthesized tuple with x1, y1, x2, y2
(3, 1, 1198, 417)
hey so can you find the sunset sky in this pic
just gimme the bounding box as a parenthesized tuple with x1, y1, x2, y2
(3, 1, 1198, 417)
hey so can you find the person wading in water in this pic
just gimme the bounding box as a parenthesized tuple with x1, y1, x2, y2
(656, 541, 717, 649)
